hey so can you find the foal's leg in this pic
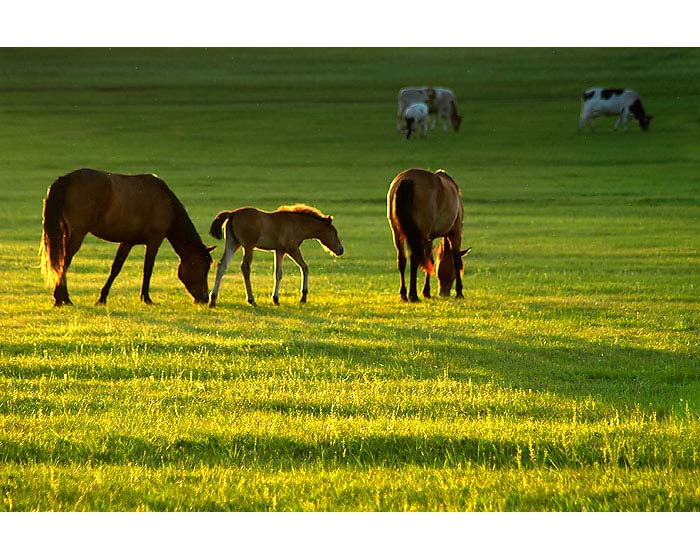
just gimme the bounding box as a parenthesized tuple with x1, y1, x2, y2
(97, 242, 134, 305)
(53, 230, 87, 306)
(287, 247, 309, 303)
(272, 250, 285, 305)
(209, 237, 240, 307)
(241, 246, 256, 306)
(140, 240, 163, 304)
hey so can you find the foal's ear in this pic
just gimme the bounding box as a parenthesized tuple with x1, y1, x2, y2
(460, 247, 472, 257)
(207, 245, 216, 253)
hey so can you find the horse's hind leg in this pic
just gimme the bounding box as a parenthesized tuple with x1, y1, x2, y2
(391, 227, 408, 301)
(53, 230, 87, 306)
(97, 242, 134, 305)
(241, 246, 256, 306)
(408, 254, 420, 302)
(209, 238, 240, 307)
(287, 247, 309, 304)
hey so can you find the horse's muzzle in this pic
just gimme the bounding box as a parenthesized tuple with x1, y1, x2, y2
(335, 244, 344, 256)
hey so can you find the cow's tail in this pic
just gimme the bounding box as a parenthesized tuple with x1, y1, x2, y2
(394, 179, 433, 274)
(40, 175, 70, 288)
(209, 211, 234, 240)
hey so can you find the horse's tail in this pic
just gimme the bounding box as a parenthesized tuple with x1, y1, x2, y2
(40, 174, 70, 287)
(394, 178, 433, 274)
(209, 211, 234, 240)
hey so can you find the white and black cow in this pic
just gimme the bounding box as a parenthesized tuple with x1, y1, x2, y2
(403, 102, 429, 139)
(579, 88, 652, 131)
(397, 86, 462, 133)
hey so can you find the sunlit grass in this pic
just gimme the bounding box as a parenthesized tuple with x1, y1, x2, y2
(1, 47, 699, 510)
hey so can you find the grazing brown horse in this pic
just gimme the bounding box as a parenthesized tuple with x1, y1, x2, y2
(40, 168, 214, 306)
(208, 204, 344, 307)
(387, 168, 471, 301)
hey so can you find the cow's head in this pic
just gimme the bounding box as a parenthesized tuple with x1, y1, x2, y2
(639, 115, 653, 131)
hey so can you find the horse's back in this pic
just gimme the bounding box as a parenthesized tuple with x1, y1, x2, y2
(389, 168, 461, 237)
(59, 169, 176, 242)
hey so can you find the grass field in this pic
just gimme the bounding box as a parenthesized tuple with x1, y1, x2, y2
(1, 47, 699, 511)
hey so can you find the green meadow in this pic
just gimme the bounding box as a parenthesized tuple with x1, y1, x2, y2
(1, 48, 699, 511)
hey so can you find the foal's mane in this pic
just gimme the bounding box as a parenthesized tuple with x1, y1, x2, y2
(276, 204, 330, 222)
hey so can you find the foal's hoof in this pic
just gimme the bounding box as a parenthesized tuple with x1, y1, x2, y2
(272, 296, 280, 306)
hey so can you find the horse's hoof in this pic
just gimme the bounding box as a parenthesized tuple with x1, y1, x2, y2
(208, 301, 216, 308)
(95, 299, 107, 306)
(272, 296, 280, 306)
(247, 299, 257, 307)
(455, 293, 464, 299)
(408, 294, 419, 303)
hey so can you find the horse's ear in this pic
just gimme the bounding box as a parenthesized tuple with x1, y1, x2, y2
(207, 245, 216, 253)
(460, 247, 472, 257)
(325, 216, 333, 224)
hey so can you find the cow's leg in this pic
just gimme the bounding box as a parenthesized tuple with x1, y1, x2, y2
(621, 108, 630, 131)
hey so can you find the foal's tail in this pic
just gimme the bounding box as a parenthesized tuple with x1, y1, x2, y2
(40, 174, 70, 287)
(394, 179, 433, 274)
(209, 211, 234, 240)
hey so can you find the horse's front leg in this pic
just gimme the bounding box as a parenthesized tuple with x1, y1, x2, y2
(272, 250, 284, 305)
(209, 239, 239, 308)
(97, 242, 134, 305)
(422, 273, 431, 299)
(287, 247, 309, 304)
(140, 240, 163, 304)
(241, 246, 256, 306)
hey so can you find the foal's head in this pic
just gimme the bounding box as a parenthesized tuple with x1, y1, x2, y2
(436, 240, 471, 296)
(318, 216, 344, 256)
(178, 245, 215, 303)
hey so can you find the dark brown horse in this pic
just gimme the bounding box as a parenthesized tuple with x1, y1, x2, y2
(41, 168, 214, 306)
(208, 204, 344, 307)
(387, 168, 471, 301)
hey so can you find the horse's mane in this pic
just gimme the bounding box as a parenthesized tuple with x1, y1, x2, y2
(154, 176, 211, 258)
(276, 204, 329, 222)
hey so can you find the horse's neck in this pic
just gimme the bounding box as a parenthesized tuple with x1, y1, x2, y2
(167, 210, 203, 258)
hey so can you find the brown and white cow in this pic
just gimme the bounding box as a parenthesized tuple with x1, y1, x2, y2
(397, 86, 462, 133)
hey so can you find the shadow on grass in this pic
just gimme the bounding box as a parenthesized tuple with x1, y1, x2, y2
(2, 431, 697, 470)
